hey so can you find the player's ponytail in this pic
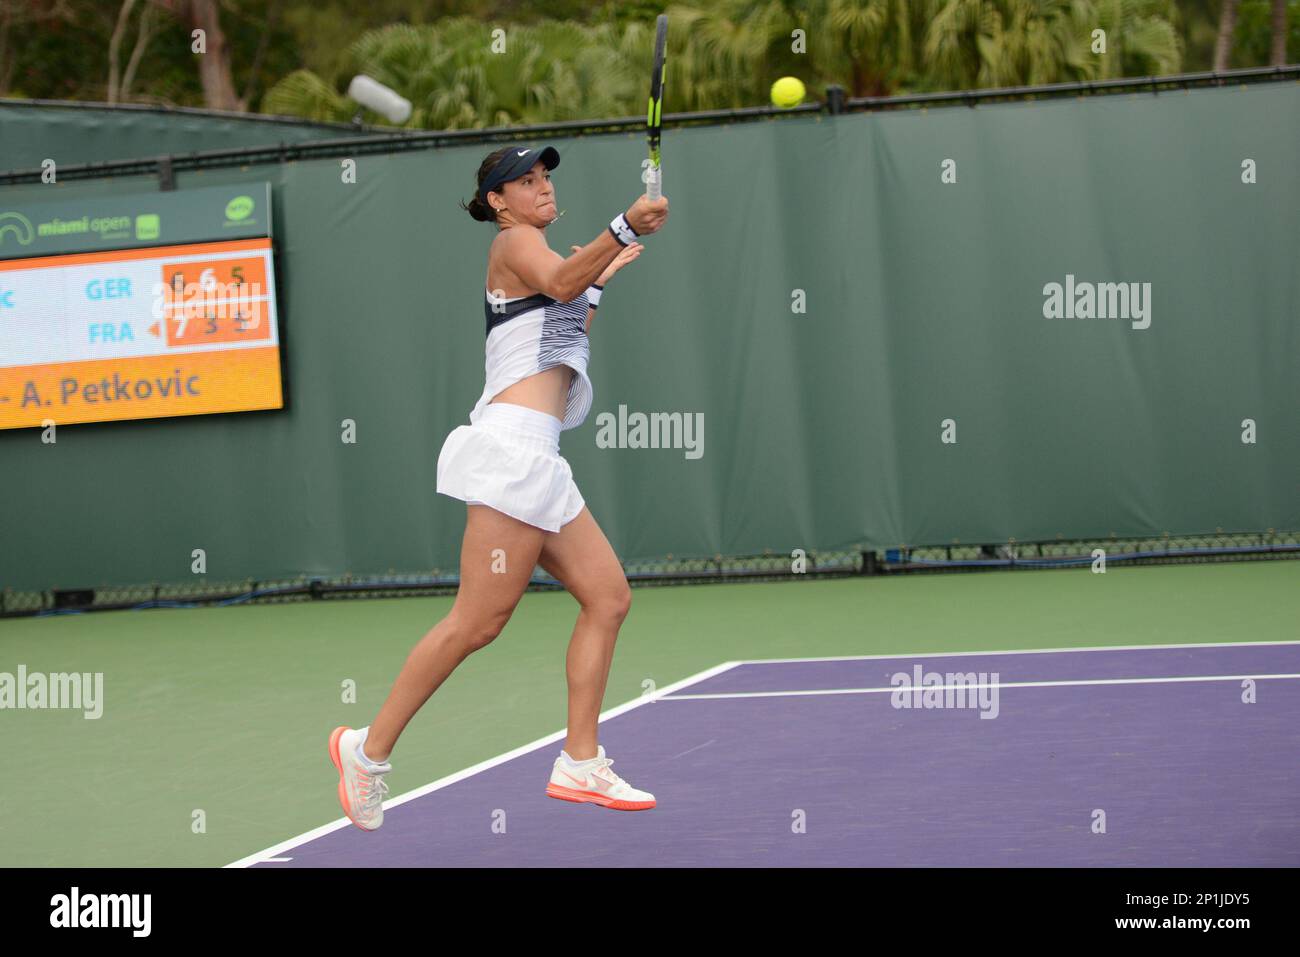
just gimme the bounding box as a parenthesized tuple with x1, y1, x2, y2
(461, 147, 515, 224)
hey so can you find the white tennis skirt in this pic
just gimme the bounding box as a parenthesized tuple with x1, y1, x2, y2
(436, 402, 585, 532)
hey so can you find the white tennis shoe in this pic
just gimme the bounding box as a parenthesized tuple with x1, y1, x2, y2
(546, 745, 656, 811)
(328, 726, 391, 831)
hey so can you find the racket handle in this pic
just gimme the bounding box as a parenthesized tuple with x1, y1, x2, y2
(646, 165, 662, 201)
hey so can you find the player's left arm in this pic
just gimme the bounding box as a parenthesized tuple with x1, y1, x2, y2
(572, 241, 643, 332)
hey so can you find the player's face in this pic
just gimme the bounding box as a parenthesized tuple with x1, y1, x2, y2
(505, 162, 556, 224)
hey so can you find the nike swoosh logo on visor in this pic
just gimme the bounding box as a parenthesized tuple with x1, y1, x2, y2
(517, 150, 529, 157)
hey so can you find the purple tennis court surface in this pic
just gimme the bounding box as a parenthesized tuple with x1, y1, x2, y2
(249, 642, 1300, 867)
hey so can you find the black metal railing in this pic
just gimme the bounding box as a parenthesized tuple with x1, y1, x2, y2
(3, 530, 1295, 618)
(2, 66, 1295, 186)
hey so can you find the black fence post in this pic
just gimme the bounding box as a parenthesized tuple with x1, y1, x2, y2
(158, 155, 175, 191)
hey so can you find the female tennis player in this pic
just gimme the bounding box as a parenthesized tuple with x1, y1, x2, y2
(329, 145, 669, 830)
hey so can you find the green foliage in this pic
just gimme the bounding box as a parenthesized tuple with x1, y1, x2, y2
(263, 17, 650, 127)
(1, 0, 299, 107)
(921, 0, 1183, 91)
(259, 0, 1198, 127)
(1233, 0, 1299, 64)
(4, 0, 1288, 123)
(1177, 0, 1221, 69)
(593, 0, 668, 28)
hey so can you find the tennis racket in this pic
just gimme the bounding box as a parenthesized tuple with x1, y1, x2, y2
(645, 14, 668, 200)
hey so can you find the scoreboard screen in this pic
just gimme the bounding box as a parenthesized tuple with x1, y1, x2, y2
(0, 184, 282, 429)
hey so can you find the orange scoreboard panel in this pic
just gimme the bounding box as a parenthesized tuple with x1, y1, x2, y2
(0, 237, 282, 429)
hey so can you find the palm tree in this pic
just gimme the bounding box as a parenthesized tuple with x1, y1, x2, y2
(818, 0, 929, 96)
(926, 0, 1181, 90)
(1214, 0, 1239, 70)
(263, 19, 647, 128)
(663, 1, 787, 109)
(1270, 0, 1287, 65)
(261, 1, 1186, 128)
(670, 0, 928, 101)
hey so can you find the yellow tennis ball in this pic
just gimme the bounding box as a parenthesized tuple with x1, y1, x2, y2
(770, 76, 806, 108)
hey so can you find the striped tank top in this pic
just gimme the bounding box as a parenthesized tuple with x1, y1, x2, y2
(473, 286, 593, 431)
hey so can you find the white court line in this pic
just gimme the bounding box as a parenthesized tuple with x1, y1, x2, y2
(226, 640, 1299, 867)
(224, 659, 742, 868)
(660, 673, 1300, 701)
(731, 639, 1300, 666)
(668, 738, 716, 760)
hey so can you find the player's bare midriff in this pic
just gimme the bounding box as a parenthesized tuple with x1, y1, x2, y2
(489, 365, 572, 422)
(485, 247, 576, 424)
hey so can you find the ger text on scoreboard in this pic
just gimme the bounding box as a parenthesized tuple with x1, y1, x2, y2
(0, 184, 283, 429)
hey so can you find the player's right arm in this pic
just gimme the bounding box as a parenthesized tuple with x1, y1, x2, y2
(501, 225, 618, 303)
(501, 196, 668, 303)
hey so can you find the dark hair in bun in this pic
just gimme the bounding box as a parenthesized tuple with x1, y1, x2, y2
(460, 147, 515, 224)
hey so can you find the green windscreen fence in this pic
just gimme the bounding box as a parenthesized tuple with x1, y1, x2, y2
(0, 101, 364, 171)
(1, 82, 1296, 592)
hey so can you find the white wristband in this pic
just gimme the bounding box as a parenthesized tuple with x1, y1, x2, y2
(608, 213, 639, 247)
(586, 284, 603, 308)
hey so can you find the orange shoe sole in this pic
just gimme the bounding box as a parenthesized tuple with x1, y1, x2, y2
(546, 782, 656, 811)
(328, 725, 375, 831)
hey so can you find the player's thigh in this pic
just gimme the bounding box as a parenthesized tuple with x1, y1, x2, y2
(451, 504, 546, 638)
(538, 507, 630, 617)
